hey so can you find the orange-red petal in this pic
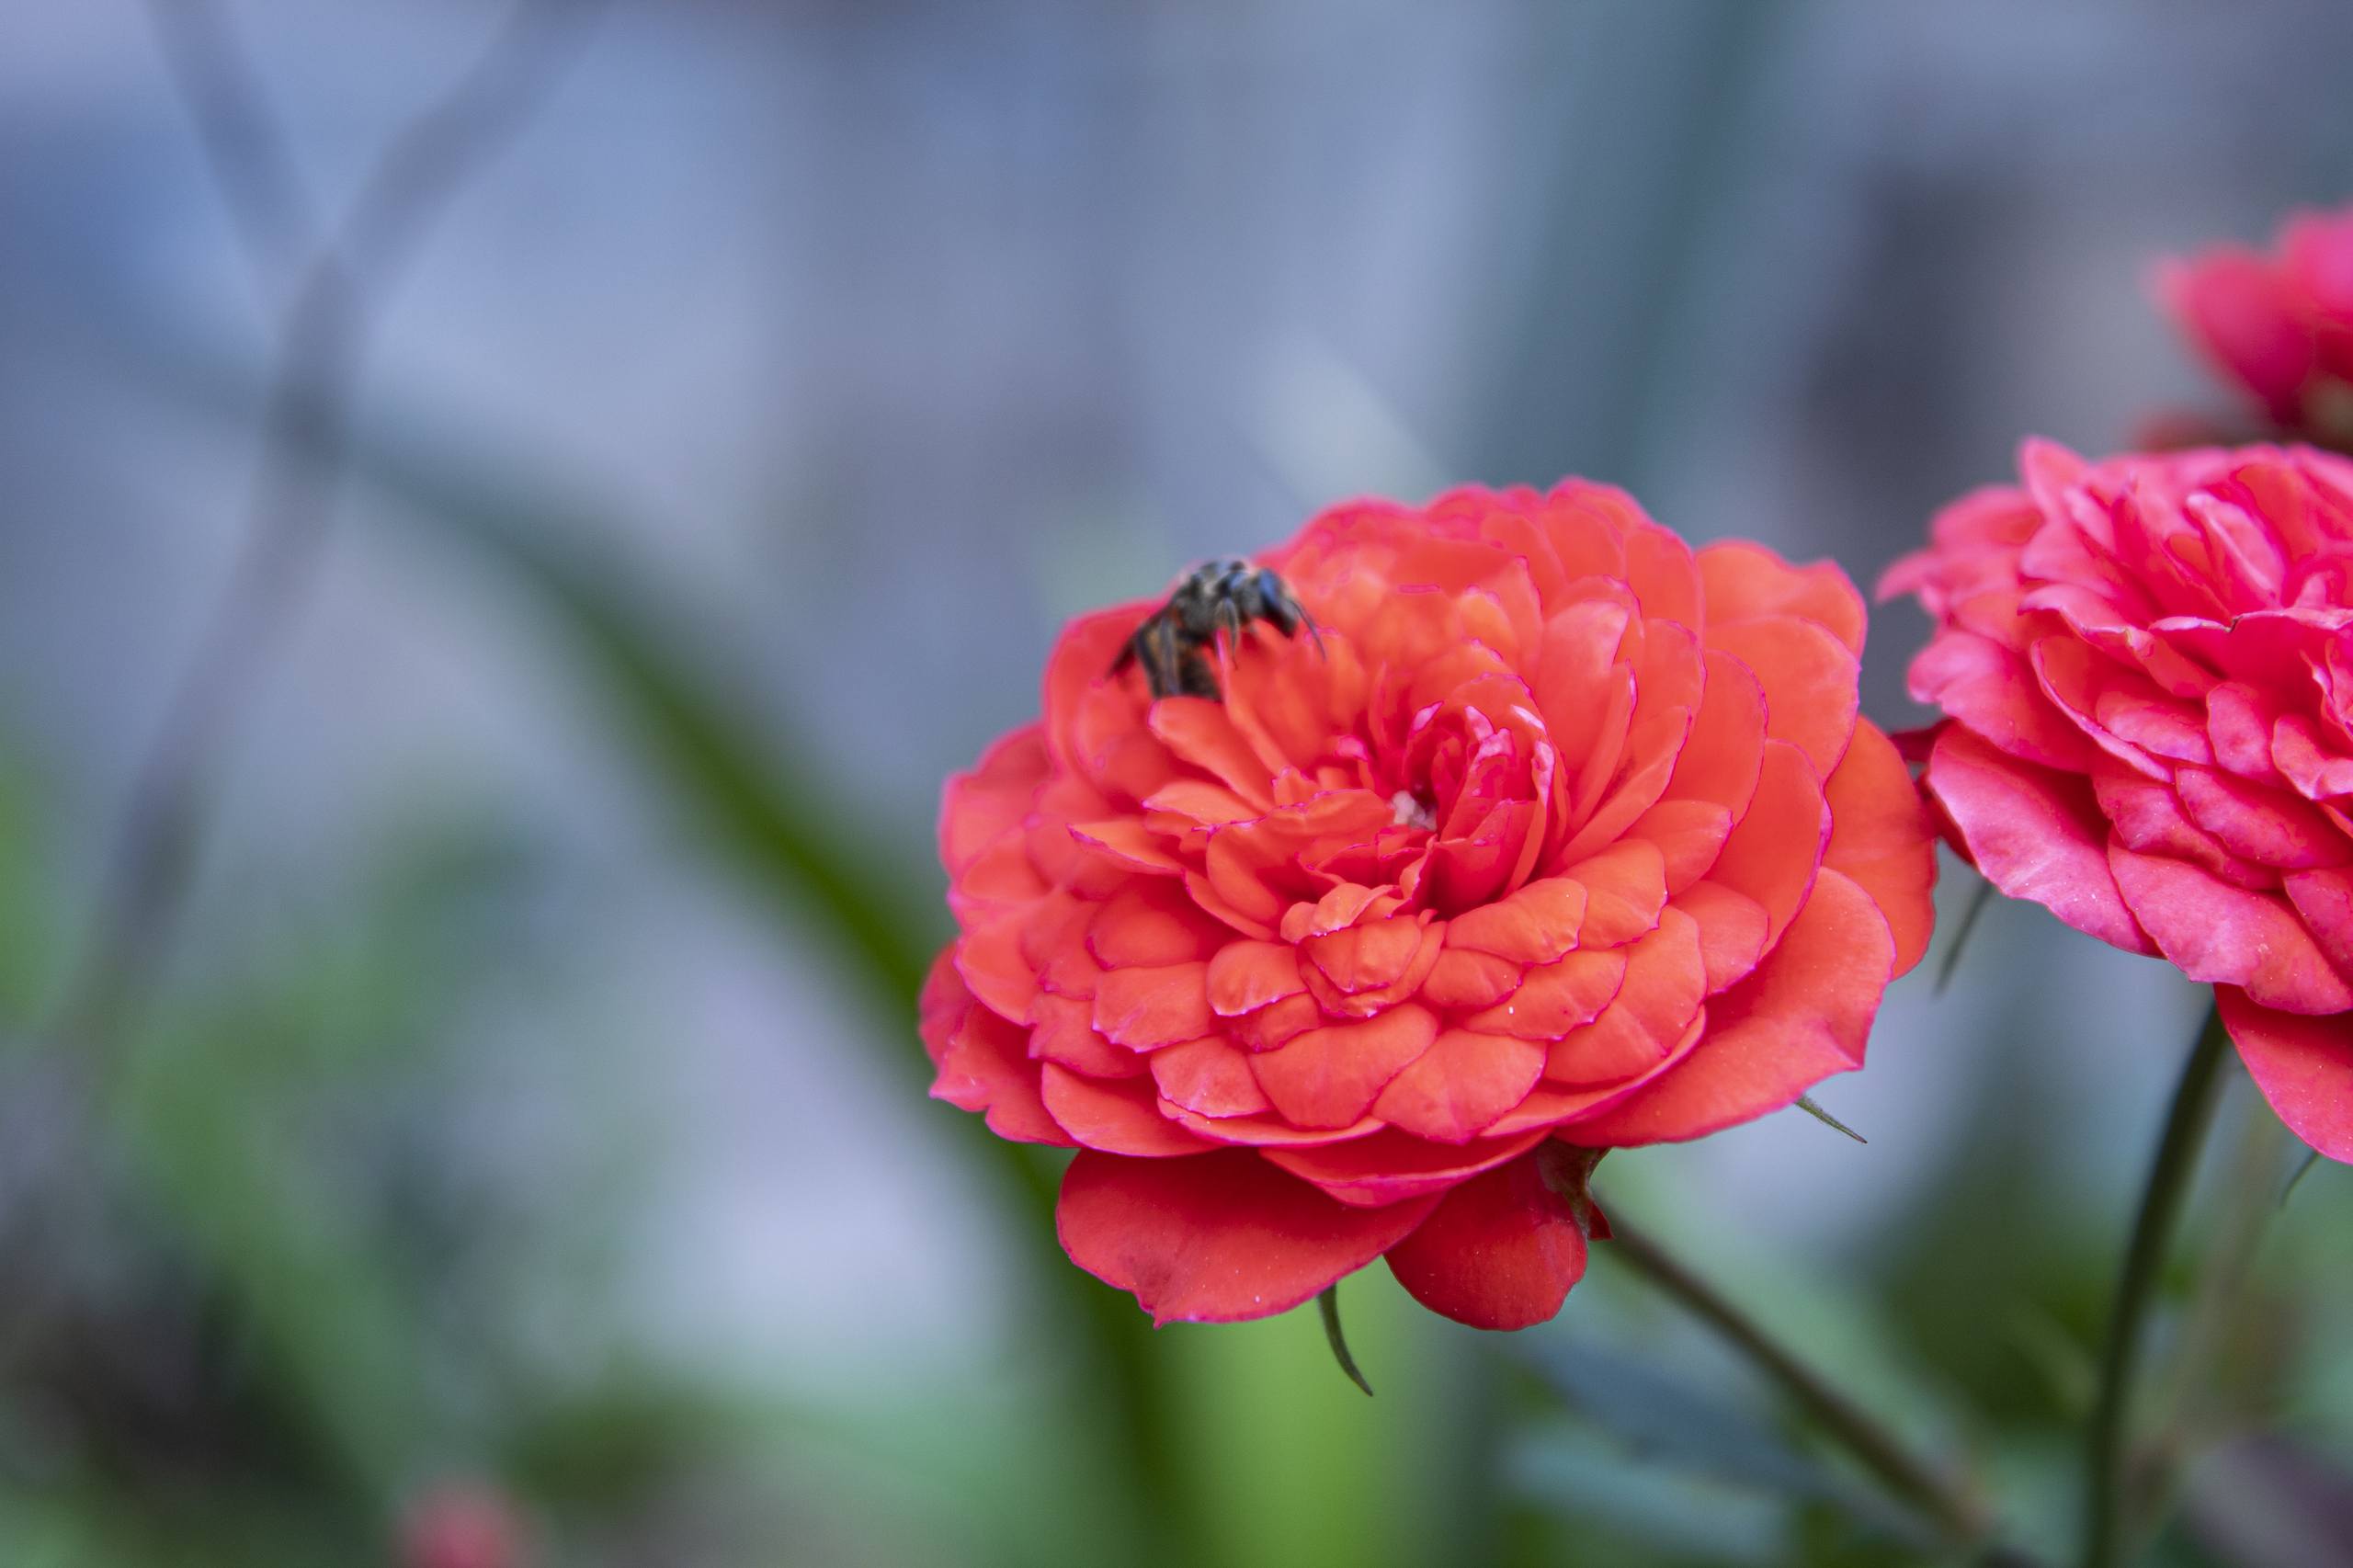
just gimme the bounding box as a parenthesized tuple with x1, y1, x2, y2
(1565, 869, 1892, 1144)
(1056, 1150, 1438, 1324)
(1250, 1005, 1439, 1128)
(1382, 1154, 1591, 1330)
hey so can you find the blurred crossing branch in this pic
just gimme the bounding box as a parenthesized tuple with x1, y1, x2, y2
(57, 0, 608, 1082)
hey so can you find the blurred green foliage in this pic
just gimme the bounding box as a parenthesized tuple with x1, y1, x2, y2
(8, 369, 2353, 1566)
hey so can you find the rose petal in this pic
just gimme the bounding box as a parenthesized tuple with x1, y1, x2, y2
(1228, 992, 1322, 1052)
(2174, 766, 2351, 869)
(1485, 1011, 1708, 1136)
(1925, 726, 2156, 955)
(1419, 947, 1525, 1010)
(1206, 940, 1306, 1016)
(1564, 869, 1893, 1144)
(2091, 759, 2268, 888)
(1056, 1150, 1439, 1324)
(1161, 1104, 1384, 1146)
(1265, 1128, 1549, 1208)
(1625, 525, 1704, 627)
(2214, 987, 2353, 1163)
(1029, 993, 1148, 1077)
(1554, 708, 1693, 865)
(1045, 605, 1155, 777)
(1302, 914, 1430, 994)
(1673, 881, 1770, 994)
(1626, 798, 1733, 895)
(1382, 1153, 1591, 1331)
(2161, 250, 2314, 421)
(2272, 714, 2353, 801)
(2030, 636, 2174, 780)
(2205, 681, 2279, 778)
(1822, 720, 1939, 976)
(1370, 1028, 1548, 1144)
(1093, 961, 1216, 1048)
(1151, 1035, 1274, 1118)
(928, 993, 1073, 1147)
(1543, 908, 1705, 1086)
(1905, 629, 2097, 772)
(1445, 877, 1589, 966)
(1664, 650, 1768, 816)
(1709, 616, 1860, 776)
(1069, 819, 1184, 877)
(1250, 1004, 1439, 1129)
(1150, 699, 1279, 808)
(2109, 844, 2353, 1012)
(1040, 1065, 1219, 1155)
(952, 918, 1040, 1024)
(1280, 882, 1386, 941)
(950, 834, 1049, 905)
(917, 950, 970, 1069)
(1565, 841, 1669, 948)
(1698, 540, 1867, 655)
(2284, 866, 2353, 975)
(1532, 601, 1635, 763)
(1467, 948, 1627, 1040)
(1089, 882, 1229, 967)
(1302, 921, 1445, 1020)
(938, 726, 1049, 873)
(1711, 740, 1828, 947)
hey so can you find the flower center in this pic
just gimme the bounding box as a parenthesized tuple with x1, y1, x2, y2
(1390, 789, 1437, 832)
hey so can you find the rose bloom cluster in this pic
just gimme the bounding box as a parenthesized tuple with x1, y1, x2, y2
(2163, 203, 2353, 438)
(1884, 439, 2353, 1163)
(925, 485, 1936, 1329)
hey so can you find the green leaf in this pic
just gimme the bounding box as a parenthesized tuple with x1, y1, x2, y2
(1794, 1095, 1868, 1144)
(287, 398, 1196, 1561)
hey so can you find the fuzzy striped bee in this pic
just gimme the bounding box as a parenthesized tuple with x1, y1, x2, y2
(1111, 558, 1324, 701)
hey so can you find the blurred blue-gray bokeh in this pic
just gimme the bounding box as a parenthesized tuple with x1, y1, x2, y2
(5, 4, 2353, 1565)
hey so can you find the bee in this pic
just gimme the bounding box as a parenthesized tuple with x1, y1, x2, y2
(1111, 558, 1324, 701)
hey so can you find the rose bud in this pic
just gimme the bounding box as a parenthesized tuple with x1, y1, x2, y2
(1882, 439, 2353, 1165)
(926, 484, 1936, 1330)
(2159, 204, 2353, 445)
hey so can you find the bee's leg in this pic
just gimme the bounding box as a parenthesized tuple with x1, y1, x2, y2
(1177, 646, 1222, 700)
(1215, 599, 1246, 687)
(1141, 616, 1187, 699)
(1300, 607, 1328, 660)
(1262, 575, 1326, 660)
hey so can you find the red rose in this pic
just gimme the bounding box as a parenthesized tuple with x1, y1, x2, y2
(2159, 205, 2353, 436)
(1882, 440, 2353, 1164)
(927, 485, 1936, 1330)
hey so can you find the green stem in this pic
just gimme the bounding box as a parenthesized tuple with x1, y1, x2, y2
(1605, 1215, 1993, 1548)
(1936, 875, 1998, 995)
(2080, 1001, 2233, 1568)
(2279, 1147, 2324, 1210)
